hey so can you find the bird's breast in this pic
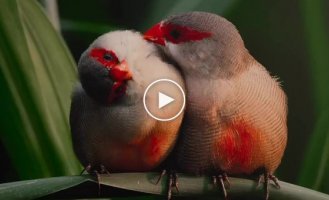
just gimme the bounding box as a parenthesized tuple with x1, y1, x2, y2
(175, 78, 230, 174)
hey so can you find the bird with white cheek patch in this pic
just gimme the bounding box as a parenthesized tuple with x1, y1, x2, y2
(70, 30, 185, 175)
(144, 11, 287, 200)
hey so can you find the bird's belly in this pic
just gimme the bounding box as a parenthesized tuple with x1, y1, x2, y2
(213, 120, 264, 174)
(95, 133, 171, 172)
(176, 114, 220, 174)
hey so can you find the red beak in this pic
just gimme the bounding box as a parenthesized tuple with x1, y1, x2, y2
(143, 22, 166, 46)
(107, 60, 132, 104)
(109, 60, 133, 82)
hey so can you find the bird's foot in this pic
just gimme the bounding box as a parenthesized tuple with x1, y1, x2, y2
(167, 171, 179, 200)
(212, 173, 230, 199)
(81, 164, 110, 175)
(269, 174, 280, 189)
(257, 173, 281, 200)
(155, 169, 167, 184)
(80, 164, 110, 196)
(155, 170, 178, 200)
(80, 164, 91, 175)
(99, 165, 111, 175)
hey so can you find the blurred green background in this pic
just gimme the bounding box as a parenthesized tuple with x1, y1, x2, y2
(0, 0, 329, 195)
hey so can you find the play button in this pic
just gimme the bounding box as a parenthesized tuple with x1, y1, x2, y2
(143, 79, 185, 121)
(158, 92, 175, 109)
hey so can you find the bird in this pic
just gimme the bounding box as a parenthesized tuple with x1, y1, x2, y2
(70, 30, 185, 175)
(144, 11, 287, 200)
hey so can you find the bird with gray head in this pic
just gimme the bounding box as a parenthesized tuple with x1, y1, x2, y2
(144, 11, 287, 200)
(70, 30, 185, 175)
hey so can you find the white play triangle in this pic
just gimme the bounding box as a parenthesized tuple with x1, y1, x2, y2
(158, 92, 175, 109)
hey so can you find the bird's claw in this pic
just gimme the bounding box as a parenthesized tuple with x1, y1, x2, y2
(155, 169, 167, 185)
(81, 164, 110, 175)
(167, 171, 179, 200)
(155, 170, 178, 200)
(212, 173, 230, 199)
(269, 174, 280, 189)
(80, 164, 111, 196)
(80, 164, 92, 175)
(100, 165, 110, 175)
(257, 175, 264, 188)
(258, 173, 281, 200)
(257, 174, 280, 189)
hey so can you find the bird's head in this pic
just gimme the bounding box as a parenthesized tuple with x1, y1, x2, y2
(78, 31, 136, 105)
(144, 12, 249, 78)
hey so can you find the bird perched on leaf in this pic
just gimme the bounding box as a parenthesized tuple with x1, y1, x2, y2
(144, 11, 287, 200)
(70, 30, 185, 174)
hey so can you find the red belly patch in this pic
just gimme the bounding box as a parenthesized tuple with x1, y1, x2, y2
(142, 134, 168, 167)
(215, 120, 260, 174)
(103, 133, 170, 172)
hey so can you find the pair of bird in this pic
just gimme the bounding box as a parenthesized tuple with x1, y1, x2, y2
(70, 12, 287, 200)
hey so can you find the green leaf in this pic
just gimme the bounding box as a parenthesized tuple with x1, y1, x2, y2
(98, 173, 329, 199)
(0, 0, 80, 179)
(0, 175, 90, 200)
(298, 0, 329, 193)
(0, 173, 328, 200)
(298, 110, 329, 192)
(299, 0, 329, 113)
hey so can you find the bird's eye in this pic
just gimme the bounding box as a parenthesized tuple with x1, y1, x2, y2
(103, 53, 113, 61)
(170, 29, 181, 39)
(90, 48, 119, 67)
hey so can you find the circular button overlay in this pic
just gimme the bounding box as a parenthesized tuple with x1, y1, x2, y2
(143, 79, 185, 121)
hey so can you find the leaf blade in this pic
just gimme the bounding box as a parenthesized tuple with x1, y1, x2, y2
(0, 176, 90, 200)
(98, 173, 329, 200)
(0, 0, 80, 179)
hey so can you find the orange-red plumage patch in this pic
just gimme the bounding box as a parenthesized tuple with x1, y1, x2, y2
(214, 119, 260, 174)
(142, 134, 168, 167)
(150, 135, 161, 156)
(102, 132, 170, 172)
